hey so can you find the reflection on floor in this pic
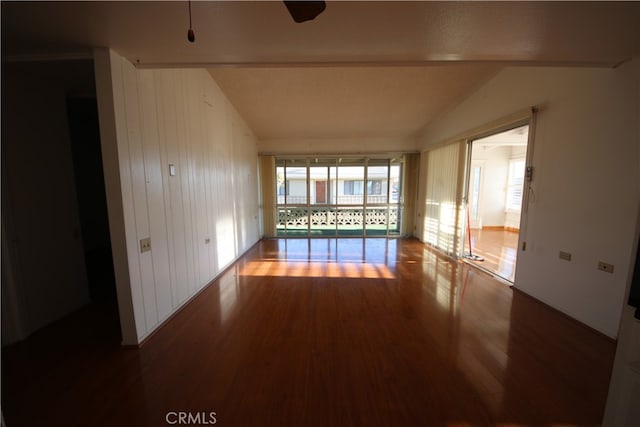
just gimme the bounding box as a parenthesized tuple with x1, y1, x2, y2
(3, 238, 615, 427)
(465, 229, 519, 282)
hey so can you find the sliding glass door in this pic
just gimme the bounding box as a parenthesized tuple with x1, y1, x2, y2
(276, 157, 403, 237)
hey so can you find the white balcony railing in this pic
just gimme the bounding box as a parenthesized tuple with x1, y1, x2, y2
(277, 208, 399, 228)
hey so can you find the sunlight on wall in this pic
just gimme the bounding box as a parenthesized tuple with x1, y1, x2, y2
(216, 217, 237, 269)
(422, 142, 464, 256)
(424, 200, 459, 255)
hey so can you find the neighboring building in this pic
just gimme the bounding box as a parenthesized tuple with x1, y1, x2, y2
(276, 164, 399, 205)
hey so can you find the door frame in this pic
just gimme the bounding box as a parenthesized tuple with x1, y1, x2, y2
(460, 113, 537, 283)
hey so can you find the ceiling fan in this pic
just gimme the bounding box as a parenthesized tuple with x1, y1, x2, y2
(187, 0, 326, 43)
(283, 1, 326, 23)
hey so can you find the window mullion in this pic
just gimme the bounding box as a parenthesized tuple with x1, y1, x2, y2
(306, 159, 311, 237)
(386, 159, 391, 236)
(364, 158, 369, 237)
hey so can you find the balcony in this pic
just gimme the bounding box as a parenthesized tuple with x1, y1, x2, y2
(277, 207, 400, 236)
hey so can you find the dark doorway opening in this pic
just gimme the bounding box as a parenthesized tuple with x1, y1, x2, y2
(67, 96, 118, 309)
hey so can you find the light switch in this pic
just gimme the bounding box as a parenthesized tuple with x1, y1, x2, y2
(140, 237, 151, 253)
(598, 261, 614, 274)
(169, 164, 176, 176)
(559, 251, 572, 261)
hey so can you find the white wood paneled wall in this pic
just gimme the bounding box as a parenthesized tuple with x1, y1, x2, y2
(96, 50, 259, 344)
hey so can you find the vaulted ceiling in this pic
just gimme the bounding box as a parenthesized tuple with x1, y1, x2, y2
(208, 65, 499, 140)
(3, 1, 639, 145)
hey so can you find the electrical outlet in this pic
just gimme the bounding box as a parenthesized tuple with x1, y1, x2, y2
(559, 251, 572, 261)
(140, 237, 151, 253)
(205, 238, 210, 244)
(598, 261, 614, 274)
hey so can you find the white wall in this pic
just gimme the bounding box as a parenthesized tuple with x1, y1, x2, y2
(472, 146, 509, 227)
(1, 60, 93, 345)
(289, 180, 307, 198)
(95, 50, 260, 344)
(418, 63, 640, 338)
(603, 58, 640, 427)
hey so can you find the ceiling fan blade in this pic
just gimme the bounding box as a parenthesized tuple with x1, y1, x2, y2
(283, 1, 326, 23)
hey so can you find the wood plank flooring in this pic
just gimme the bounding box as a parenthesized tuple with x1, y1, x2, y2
(466, 229, 519, 282)
(2, 238, 615, 426)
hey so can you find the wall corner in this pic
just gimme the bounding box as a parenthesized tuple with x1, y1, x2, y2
(93, 48, 139, 345)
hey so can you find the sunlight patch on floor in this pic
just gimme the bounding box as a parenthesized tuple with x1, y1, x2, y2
(239, 260, 395, 279)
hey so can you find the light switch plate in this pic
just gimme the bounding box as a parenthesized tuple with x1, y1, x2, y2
(140, 237, 151, 253)
(598, 261, 614, 274)
(559, 251, 572, 261)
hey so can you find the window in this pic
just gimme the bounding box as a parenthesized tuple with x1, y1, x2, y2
(470, 165, 482, 220)
(278, 180, 289, 196)
(506, 159, 525, 211)
(368, 180, 383, 196)
(275, 157, 403, 237)
(343, 180, 383, 195)
(344, 180, 364, 195)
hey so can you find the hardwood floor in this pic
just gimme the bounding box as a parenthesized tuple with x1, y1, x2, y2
(466, 229, 519, 282)
(2, 238, 615, 426)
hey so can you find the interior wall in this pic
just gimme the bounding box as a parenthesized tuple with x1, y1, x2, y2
(418, 63, 640, 338)
(259, 156, 277, 237)
(94, 49, 260, 344)
(1, 60, 93, 344)
(401, 153, 420, 237)
(472, 146, 509, 228)
(505, 145, 528, 230)
(603, 58, 640, 427)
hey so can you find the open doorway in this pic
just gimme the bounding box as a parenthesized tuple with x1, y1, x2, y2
(463, 124, 530, 283)
(67, 96, 119, 313)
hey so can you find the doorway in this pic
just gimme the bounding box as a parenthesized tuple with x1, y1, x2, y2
(315, 180, 327, 203)
(67, 96, 118, 309)
(463, 124, 530, 283)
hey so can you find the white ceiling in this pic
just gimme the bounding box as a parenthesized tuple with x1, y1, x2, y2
(3, 1, 639, 147)
(208, 65, 499, 140)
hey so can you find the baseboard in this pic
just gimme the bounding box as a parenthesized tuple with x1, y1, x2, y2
(134, 238, 262, 348)
(512, 287, 617, 343)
